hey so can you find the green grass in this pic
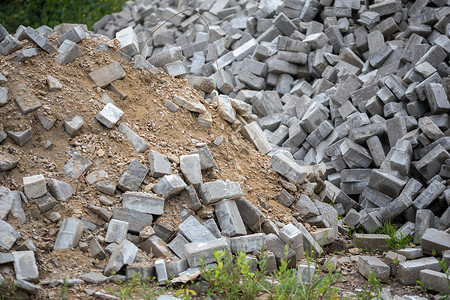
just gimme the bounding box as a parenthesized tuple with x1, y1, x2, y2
(0, 0, 128, 33)
(109, 247, 383, 300)
(375, 220, 414, 251)
(0, 280, 18, 300)
(106, 274, 162, 300)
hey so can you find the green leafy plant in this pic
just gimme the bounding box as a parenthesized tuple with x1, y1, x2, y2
(107, 273, 161, 300)
(0, 280, 18, 300)
(200, 247, 269, 299)
(0, 0, 128, 33)
(175, 285, 197, 300)
(375, 220, 414, 250)
(355, 272, 382, 299)
(60, 278, 69, 300)
(265, 245, 342, 300)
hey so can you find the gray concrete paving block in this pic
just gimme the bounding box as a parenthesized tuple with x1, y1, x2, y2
(54, 218, 84, 250)
(241, 121, 273, 155)
(148, 150, 171, 178)
(168, 234, 189, 259)
(55, 40, 82, 64)
(117, 123, 149, 153)
(153, 174, 187, 199)
(419, 269, 450, 293)
(180, 154, 202, 188)
(48, 178, 73, 201)
(141, 235, 173, 258)
(96, 103, 123, 129)
(89, 62, 126, 88)
(63, 153, 93, 180)
(184, 237, 230, 267)
(105, 219, 129, 244)
(178, 215, 216, 243)
(398, 256, 441, 285)
(421, 228, 450, 255)
(112, 208, 153, 233)
(122, 192, 165, 215)
(6, 128, 33, 147)
(357, 255, 390, 283)
(180, 186, 202, 212)
(200, 180, 243, 205)
(25, 27, 55, 54)
(412, 180, 446, 209)
(215, 200, 246, 237)
(23, 174, 46, 199)
(13, 251, 39, 283)
(104, 240, 138, 276)
(117, 159, 148, 192)
(353, 233, 391, 252)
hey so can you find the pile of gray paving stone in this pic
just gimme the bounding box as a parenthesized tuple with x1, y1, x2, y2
(1, 0, 450, 297)
(91, 0, 450, 235)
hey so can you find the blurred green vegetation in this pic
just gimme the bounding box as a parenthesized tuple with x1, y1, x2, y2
(0, 0, 128, 33)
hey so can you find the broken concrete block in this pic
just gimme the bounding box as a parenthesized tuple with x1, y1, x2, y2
(413, 144, 450, 181)
(234, 197, 265, 233)
(122, 192, 165, 215)
(6, 128, 33, 147)
(173, 95, 206, 114)
(112, 208, 153, 233)
(180, 154, 202, 188)
(118, 124, 149, 153)
(141, 235, 173, 258)
(64, 115, 84, 137)
(240, 121, 272, 155)
(421, 228, 450, 255)
(230, 233, 266, 253)
(116, 26, 139, 57)
(271, 153, 307, 184)
(367, 170, 406, 198)
(0, 34, 22, 55)
(353, 233, 390, 252)
(419, 269, 450, 293)
(412, 180, 446, 209)
(148, 150, 171, 178)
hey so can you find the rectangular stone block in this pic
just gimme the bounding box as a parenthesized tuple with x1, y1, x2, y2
(398, 257, 440, 285)
(199, 180, 243, 205)
(88, 62, 126, 88)
(184, 237, 230, 267)
(357, 256, 390, 283)
(421, 228, 450, 255)
(215, 200, 246, 237)
(178, 215, 216, 243)
(230, 233, 266, 253)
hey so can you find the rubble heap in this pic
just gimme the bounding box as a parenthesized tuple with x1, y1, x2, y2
(0, 0, 449, 297)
